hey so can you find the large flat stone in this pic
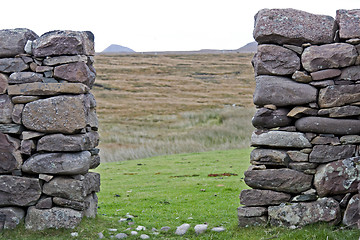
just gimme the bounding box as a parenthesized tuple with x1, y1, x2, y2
(22, 95, 88, 134)
(54, 62, 96, 88)
(253, 75, 317, 107)
(309, 145, 356, 163)
(32, 30, 94, 57)
(295, 117, 360, 135)
(37, 132, 99, 152)
(43, 55, 88, 66)
(318, 84, 360, 108)
(43, 172, 100, 201)
(253, 9, 336, 45)
(244, 168, 313, 194)
(302, 43, 357, 72)
(314, 157, 360, 197)
(0, 28, 38, 57)
(0, 176, 41, 206)
(252, 108, 292, 129)
(240, 189, 291, 206)
(25, 206, 83, 230)
(252, 44, 300, 75)
(7, 82, 89, 96)
(250, 148, 289, 166)
(251, 130, 311, 148)
(0, 58, 28, 73)
(336, 9, 360, 39)
(318, 105, 360, 118)
(8, 72, 43, 84)
(268, 198, 341, 226)
(22, 151, 91, 175)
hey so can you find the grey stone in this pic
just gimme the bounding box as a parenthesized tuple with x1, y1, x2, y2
(38, 174, 53, 182)
(83, 193, 98, 218)
(238, 215, 268, 227)
(244, 168, 313, 194)
(8, 72, 43, 84)
(20, 139, 35, 155)
(35, 197, 53, 209)
(252, 108, 292, 129)
(211, 226, 226, 232)
(336, 66, 360, 81)
(0, 132, 22, 174)
(22, 94, 88, 134)
(292, 71, 312, 83)
(43, 172, 100, 201)
(194, 224, 208, 234)
(302, 43, 357, 72)
(0, 176, 41, 206)
(20, 131, 45, 140)
(336, 9, 360, 39)
(251, 130, 311, 148)
(0, 73, 8, 94)
(252, 44, 300, 75)
(115, 233, 128, 239)
(54, 62, 96, 88)
(250, 148, 289, 166)
(340, 135, 360, 144)
(35, 65, 53, 73)
(253, 75, 317, 107)
(25, 206, 83, 230)
(318, 105, 360, 118)
(0, 124, 24, 134)
(11, 104, 24, 124)
(268, 198, 341, 226)
(22, 151, 91, 175)
(0, 94, 13, 124)
(7, 82, 89, 96)
(287, 151, 308, 162)
(283, 44, 303, 54)
(240, 189, 291, 206)
(343, 194, 360, 228)
(318, 84, 360, 108)
(0, 29, 38, 57)
(287, 106, 318, 118)
(253, 9, 336, 45)
(175, 223, 190, 235)
(289, 162, 318, 172)
(53, 197, 88, 211)
(237, 206, 267, 217)
(0, 58, 28, 73)
(309, 145, 356, 163)
(295, 117, 360, 135)
(314, 157, 360, 197)
(311, 136, 340, 145)
(11, 95, 40, 104)
(310, 69, 342, 81)
(43, 55, 88, 66)
(310, 80, 334, 88)
(32, 30, 95, 57)
(90, 154, 100, 169)
(291, 194, 318, 202)
(0, 207, 25, 229)
(37, 132, 99, 152)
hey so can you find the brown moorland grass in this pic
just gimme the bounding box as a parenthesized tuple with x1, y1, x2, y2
(93, 53, 256, 162)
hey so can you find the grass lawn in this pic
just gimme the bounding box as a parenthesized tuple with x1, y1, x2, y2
(1, 148, 359, 239)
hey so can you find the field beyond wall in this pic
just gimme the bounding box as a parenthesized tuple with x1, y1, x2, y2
(93, 53, 256, 162)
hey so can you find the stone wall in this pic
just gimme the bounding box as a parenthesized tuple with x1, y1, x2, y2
(239, 9, 360, 228)
(0, 29, 100, 230)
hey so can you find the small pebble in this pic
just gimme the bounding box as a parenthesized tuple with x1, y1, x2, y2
(136, 225, 146, 231)
(194, 224, 208, 234)
(71, 232, 78, 237)
(108, 228, 118, 232)
(98, 232, 105, 239)
(130, 231, 138, 235)
(289, 225, 297, 230)
(188, 217, 193, 220)
(175, 223, 190, 235)
(118, 218, 127, 222)
(160, 226, 171, 232)
(115, 233, 128, 239)
(211, 226, 225, 232)
(151, 227, 158, 232)
(140, 234, 150, 239)
(125, 213, 134, 218)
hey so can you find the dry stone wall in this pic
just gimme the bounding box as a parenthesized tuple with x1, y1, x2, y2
(239, 9, 360, 228)
(0, 29, 100, 230)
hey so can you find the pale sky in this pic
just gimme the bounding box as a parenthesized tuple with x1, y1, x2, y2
(1, 1, 359, 52)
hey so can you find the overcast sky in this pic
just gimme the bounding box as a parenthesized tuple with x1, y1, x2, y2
(1, 1, 359, 52)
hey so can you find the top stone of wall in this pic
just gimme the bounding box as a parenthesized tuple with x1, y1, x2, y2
(253, 8, 360, 46)
(0, 28, 95, 58)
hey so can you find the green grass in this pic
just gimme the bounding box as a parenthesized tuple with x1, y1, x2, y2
(1, 148, 359, 239)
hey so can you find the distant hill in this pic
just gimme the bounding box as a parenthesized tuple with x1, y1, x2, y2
(236, 41, 257, 53)
(102, 44, 135, 53)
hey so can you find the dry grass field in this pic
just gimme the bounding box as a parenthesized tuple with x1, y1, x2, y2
(93, 53, 256, 162)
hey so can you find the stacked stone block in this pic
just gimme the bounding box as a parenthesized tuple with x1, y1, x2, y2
(239, 9, 360, 228)
(0, 29, 100, 230)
